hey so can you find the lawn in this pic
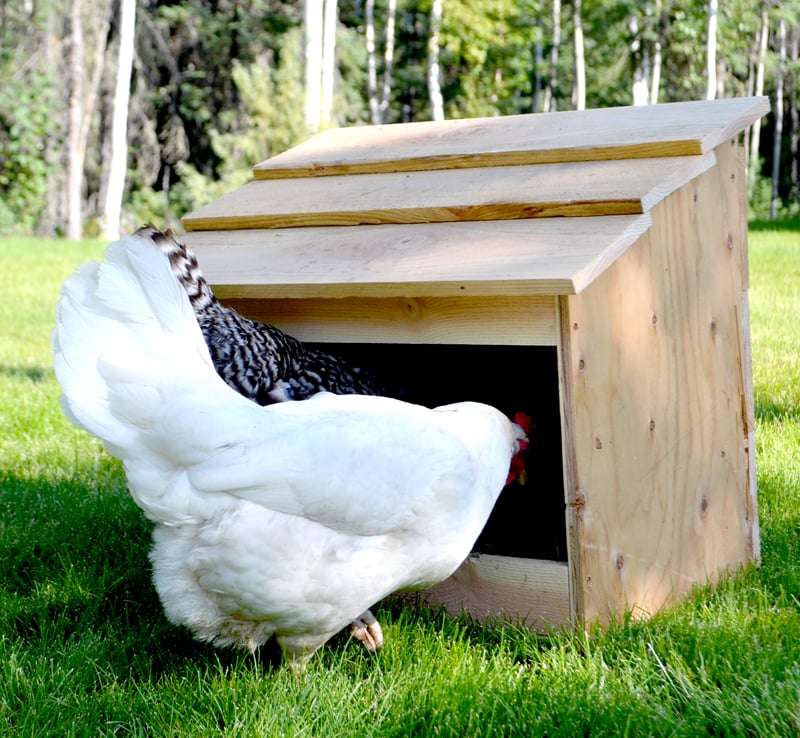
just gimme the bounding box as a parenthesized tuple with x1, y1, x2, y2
(0, 226, 798, 737)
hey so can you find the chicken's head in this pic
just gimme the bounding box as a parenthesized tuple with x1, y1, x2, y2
(506, 411, 532, 486)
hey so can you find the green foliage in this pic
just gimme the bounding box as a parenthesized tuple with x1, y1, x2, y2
(0, 226, 799, 735)
(0, 1, 797, 234)
(0, 72, 55, 234)
(0, 1, 61, 236)
(439, 0, 521, 118)
(126, 3, 307, 223)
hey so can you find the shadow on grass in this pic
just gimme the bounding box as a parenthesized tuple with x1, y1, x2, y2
(754, 397, 800, 424)
(0, 468, 389, 677)
(0, 469, 268, 678)
(749, 217, 800, 232)
(0, 364, 49, 382)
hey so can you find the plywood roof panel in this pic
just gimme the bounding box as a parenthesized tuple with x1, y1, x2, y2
(183, 152, 714, 232)
(182, 213, 652, 298)
(251, 97, 768, 179)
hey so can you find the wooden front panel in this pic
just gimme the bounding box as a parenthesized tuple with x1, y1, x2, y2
(394, 556, 571, 631)
(562, 142, 757, 625)
(219, 295, 559, 346)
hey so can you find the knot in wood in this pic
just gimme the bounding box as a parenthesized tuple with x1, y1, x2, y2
(403, 298, 421, 320)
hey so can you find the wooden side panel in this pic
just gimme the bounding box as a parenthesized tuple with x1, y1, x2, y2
(183, 215, 652, 299)
(183, 155, 713, 232)
(563, 143, 757, 625)
(556, 295, 585, 627)
(252, 97, 768, 179)
(218, 295, 559, 346)
(725, 144, 760, 559)
(394, 555, 571, 631)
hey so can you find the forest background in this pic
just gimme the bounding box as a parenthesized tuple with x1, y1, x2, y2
(1, 0, 798, 240)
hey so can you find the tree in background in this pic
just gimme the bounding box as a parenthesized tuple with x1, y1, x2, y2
(428, 0, 444, 120)
(706, 0, 718, 100)
(1, 0, 798, 236)
(0, 1, 61, 234)
(365, 0, 397, 124)
(573, 0, 586, 110)
(102, 0, 137, 240)
(66, 0, 86, 240)
(748, 5, 770, 197)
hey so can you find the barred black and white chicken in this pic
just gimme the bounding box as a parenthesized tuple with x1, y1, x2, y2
(53, 234, 528, 667)
(136, 225, 391, 405)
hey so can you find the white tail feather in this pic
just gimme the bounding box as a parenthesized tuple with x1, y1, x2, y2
(53, 235, 217, 453)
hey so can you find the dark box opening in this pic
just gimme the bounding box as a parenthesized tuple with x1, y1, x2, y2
(313, 343, 568, 562)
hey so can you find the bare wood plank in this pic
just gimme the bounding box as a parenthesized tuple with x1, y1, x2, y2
(556, 295, 585, 628)
(182, 214, 652, 299)
(564, 144, 757, 626)
(720, 142, 760, 560)
(393, 555, 571, 631)
(216, 295, 559, 346)
(182, 154, 713, 232)
(252, 97, 768, 179)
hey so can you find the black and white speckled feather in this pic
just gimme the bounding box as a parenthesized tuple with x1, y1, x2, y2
(137, 226, 391, 404)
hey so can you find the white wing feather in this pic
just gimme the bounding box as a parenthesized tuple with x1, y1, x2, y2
(53, 236, 513, 533)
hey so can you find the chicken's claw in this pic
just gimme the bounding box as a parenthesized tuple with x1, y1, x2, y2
(349, 610, 384, 651)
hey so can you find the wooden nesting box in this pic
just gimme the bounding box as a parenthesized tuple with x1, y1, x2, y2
(181, 96, 767, 631)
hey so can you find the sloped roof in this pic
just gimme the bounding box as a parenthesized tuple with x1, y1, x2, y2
(182, 97, 767, 297)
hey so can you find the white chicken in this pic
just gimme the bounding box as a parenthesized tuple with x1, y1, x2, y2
(53, 235, 527, 667)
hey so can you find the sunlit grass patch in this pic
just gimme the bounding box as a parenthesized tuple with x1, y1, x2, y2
(0, 230, 798, 737)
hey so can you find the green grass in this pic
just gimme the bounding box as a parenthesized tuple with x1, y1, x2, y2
(1, 230, 799, 737)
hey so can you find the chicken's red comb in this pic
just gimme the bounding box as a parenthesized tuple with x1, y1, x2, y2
(513, 411, 533, 435)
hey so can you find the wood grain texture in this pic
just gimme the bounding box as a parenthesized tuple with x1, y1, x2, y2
(562, 143, 757, 626)
(251, 97, 768, 179)
(394, 555, 570, 630)
(182, 154, 713, 232)
(182, 215, 652, 299)
(556, 295, 585, 627)
(214, 295, 559, 346)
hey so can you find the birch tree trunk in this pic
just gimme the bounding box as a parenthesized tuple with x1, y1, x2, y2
(789, 26, 799, 202)
(365, 0, 380, 123)
(748, 7, 769, 196)
(532, 11, 543, 113)
(66, 0, 110, 238)
(366, 0, 397, 124)
(427, 0, 444, 121)
(380, 0, 396, 122)
(543, 0, 560, 112)
(629, 15, 649, 106)
(650, 0, 662, 103)
(66, 0, 85, 240)
(102, 0, 136, 240)
(41, 5, 63, 236)
(706, 0, 718, 100)
(650, 39, 662, 103)
(573, 0, 585, 110)
(304, 0, 323, 133)
(320, 0, 337, 128)
(771, 19, 786, 220)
